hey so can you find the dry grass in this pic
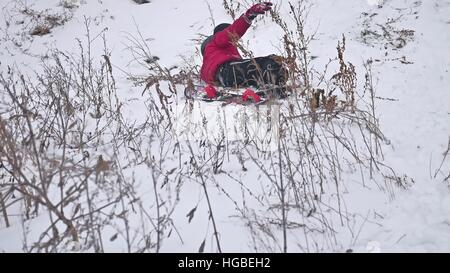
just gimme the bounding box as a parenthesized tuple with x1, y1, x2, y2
(0, 1, 413, 253)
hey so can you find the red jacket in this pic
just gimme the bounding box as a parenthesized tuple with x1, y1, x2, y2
(200, 15, 251, 84)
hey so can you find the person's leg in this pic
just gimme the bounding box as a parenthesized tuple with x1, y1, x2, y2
(246, 55, 289, 98)
(217, 56, 287, 88)
(251, 55, 287, 87)
(217, 60, 253, 88)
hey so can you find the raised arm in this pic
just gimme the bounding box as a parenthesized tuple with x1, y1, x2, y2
(213, 15, 251, 47)
(214, 2, 273, 47)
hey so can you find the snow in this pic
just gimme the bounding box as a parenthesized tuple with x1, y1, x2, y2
(0, 0, 449, 253)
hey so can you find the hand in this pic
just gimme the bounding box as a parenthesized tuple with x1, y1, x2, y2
(242, 89, 261, 102)
(245, 2, 273, 20)
(205, 85, 218, 98)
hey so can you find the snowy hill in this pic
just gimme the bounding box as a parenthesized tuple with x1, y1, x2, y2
(0, 0, 449, 253)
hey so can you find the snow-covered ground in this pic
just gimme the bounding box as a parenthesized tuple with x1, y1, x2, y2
(0, 0, 449, 252)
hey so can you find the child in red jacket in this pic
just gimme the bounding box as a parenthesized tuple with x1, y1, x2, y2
(200, 2, 287, 98)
